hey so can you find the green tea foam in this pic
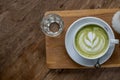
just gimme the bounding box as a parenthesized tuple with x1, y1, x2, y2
(75, 24, 109, 59)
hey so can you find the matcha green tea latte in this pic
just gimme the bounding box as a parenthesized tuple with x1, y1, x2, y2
(74, 24, 109, 59)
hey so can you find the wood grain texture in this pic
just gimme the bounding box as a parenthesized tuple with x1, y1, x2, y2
(46, 9, 120, 69)
(1, 0, 120, 80)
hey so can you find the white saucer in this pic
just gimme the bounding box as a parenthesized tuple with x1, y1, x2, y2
(65, 17, 115, 67)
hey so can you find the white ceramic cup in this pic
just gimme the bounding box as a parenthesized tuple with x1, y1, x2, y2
(73, 17, 119, 60)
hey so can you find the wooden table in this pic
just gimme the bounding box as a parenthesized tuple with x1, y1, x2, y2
(0, 0, 120, 80)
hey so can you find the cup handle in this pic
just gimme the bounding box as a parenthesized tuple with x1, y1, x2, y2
(110, 39, 119, 44)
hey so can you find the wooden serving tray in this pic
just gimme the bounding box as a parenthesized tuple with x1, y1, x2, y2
(45, 9, 120, 69)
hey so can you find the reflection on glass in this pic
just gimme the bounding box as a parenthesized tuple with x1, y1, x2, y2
(41, 14, 64, 37)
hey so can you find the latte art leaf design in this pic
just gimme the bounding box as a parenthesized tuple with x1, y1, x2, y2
(75, 24, 109, 59)
(88, 32, 95, 42)
(85, 32, 96, 48)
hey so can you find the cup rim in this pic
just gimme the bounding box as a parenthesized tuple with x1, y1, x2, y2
(73, 21, 110, 60)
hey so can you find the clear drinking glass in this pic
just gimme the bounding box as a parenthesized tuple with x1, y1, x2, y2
(41, 14, 64, 37)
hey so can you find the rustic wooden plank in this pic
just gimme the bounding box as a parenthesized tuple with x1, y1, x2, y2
(43, 68, 120, 80)
(45, 9, 119, 17)
(46, 9, 120, 69)
(0, 0, 50, 80)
